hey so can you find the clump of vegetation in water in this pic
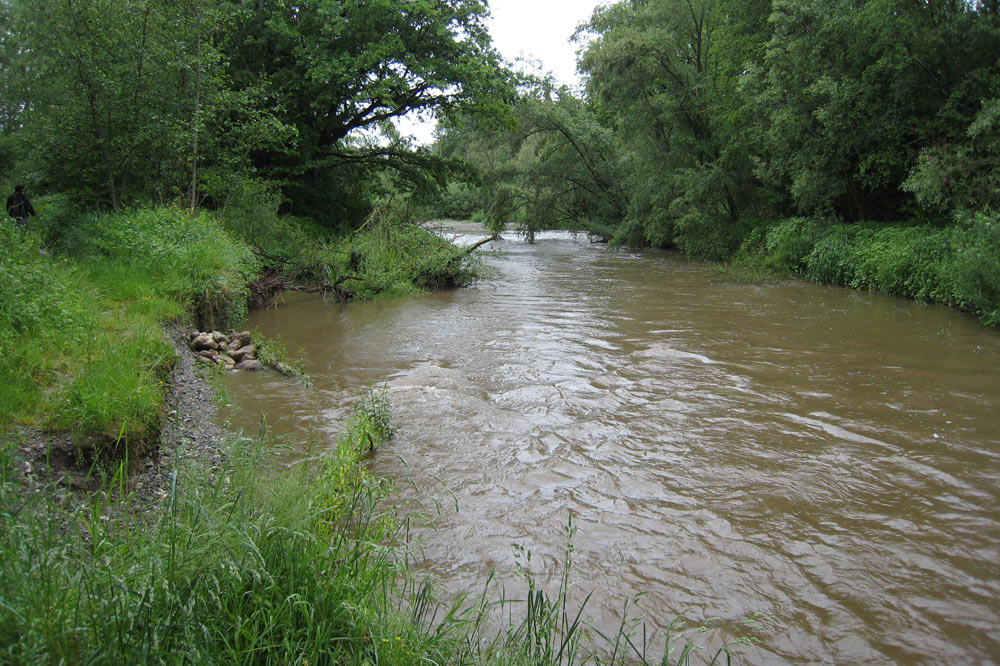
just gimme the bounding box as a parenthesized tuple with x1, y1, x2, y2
(334, 206, 483, 300)
(252, 330, 307, 379)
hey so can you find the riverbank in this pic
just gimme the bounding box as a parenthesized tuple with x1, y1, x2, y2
(0, 205, 483, 466)
(7, 322, 227, 513)
(1, 210, 757, 664)
(730, 214, 1000, 327)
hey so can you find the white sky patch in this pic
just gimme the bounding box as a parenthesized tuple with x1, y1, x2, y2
(396, 0, 607, 144)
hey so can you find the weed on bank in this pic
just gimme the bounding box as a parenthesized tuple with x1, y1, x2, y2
(0, 390, 755, 665)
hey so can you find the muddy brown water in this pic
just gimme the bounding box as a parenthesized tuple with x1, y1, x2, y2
(218, 226, 1000, 664)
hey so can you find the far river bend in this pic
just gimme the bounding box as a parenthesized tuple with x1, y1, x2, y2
(218, 225, 1000, 664)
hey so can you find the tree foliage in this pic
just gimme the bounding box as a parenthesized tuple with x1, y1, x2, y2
(0, 0, 513, 225)
(434, 0, 999, 263)
(435, 85, 626, 238)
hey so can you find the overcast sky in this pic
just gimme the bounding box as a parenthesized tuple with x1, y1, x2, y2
(397, 0, 607, 143)
(488, 0, 605, 87)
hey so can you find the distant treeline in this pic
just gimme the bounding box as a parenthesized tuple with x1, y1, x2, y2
(433, 0, 999, 324)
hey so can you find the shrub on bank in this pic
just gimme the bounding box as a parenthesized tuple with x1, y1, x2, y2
(736, 212, 1000, 326)
(948, 210, 1000, 326)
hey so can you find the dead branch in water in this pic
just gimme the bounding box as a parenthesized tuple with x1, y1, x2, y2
(461, 234, 499, 255)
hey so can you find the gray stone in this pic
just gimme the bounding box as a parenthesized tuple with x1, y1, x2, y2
(231, 344, 256, 362)
(191, 333, 218, 352)
(195, 353, 216, 366)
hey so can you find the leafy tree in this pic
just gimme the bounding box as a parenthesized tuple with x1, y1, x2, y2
(227, 0, 514, 223)
(512, 90, 627, 237)
(4, 0, 512, 224)
(748, 0, 1000, 221)
(7, 0, 279, 209)
(0, 0, 22, 176)
(578, 0, 772, 256)
(432, 84, 626, 239)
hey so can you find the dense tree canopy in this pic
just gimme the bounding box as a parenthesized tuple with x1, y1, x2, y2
(0, 0, 513, 223)
(435, 0, 1000, 258)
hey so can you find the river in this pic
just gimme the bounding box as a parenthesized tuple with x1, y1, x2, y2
(218, 225, 1000, 664)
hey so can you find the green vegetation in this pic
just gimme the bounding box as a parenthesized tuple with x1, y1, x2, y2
(0, 203, 480, 463)
(0, 0, 769, 661)
(0, 395, 753, 665)
(1, 0, 513, 218)
(0, 204, 262, 459)
(733, 213, 1000, 325)
(431, 0, 1000, 325)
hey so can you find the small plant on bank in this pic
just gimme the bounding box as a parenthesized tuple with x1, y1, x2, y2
(317, 386, 397, 522)
(252, 330, 307, 379)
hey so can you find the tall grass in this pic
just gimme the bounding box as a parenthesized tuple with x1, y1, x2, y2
(59, 206, 260, 330)
(0, 228, 94, 426)
(0, 393, 758, 665)
(0, 207, 258, 460)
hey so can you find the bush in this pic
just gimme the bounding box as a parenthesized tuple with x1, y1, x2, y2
(334, 215, 482, 300)
(802, 224, 861, 286)
(432, 180, 481, 220)
(762, 217, 824, 273)
(672, 209, 744, 261)
(949, 210, 1000, 325)
(843, 225, 955, 303)
(63, 206, 260, 329)
(790, 215, 998, 325)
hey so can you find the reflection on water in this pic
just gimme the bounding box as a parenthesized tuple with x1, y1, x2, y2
(218, 225, 1000, 664)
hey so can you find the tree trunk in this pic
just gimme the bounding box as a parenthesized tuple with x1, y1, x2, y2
(189, 2, 203, 213)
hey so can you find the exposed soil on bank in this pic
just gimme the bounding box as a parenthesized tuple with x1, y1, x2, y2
(5, 322, 227, 510)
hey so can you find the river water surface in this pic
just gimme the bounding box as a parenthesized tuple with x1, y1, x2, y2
(218, 227, 1000, 664)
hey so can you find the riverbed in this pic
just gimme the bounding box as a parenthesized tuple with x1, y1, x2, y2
(218, 225, 1000, 664)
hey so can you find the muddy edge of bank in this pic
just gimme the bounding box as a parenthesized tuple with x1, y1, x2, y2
(9, 322, 228, 512)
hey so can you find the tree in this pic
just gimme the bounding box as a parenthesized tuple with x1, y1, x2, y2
(227, 0, 515, 223)
(748, 0, 1000, 221)
(904, 97, 1000, 214)
(578, 0, 772, 256)
(6, 0, 512, 221)
(10, 0, 270, 208)
(432, 82, 626, 239)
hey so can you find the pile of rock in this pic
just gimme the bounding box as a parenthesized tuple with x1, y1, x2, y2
(187, 330, 264, 371)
